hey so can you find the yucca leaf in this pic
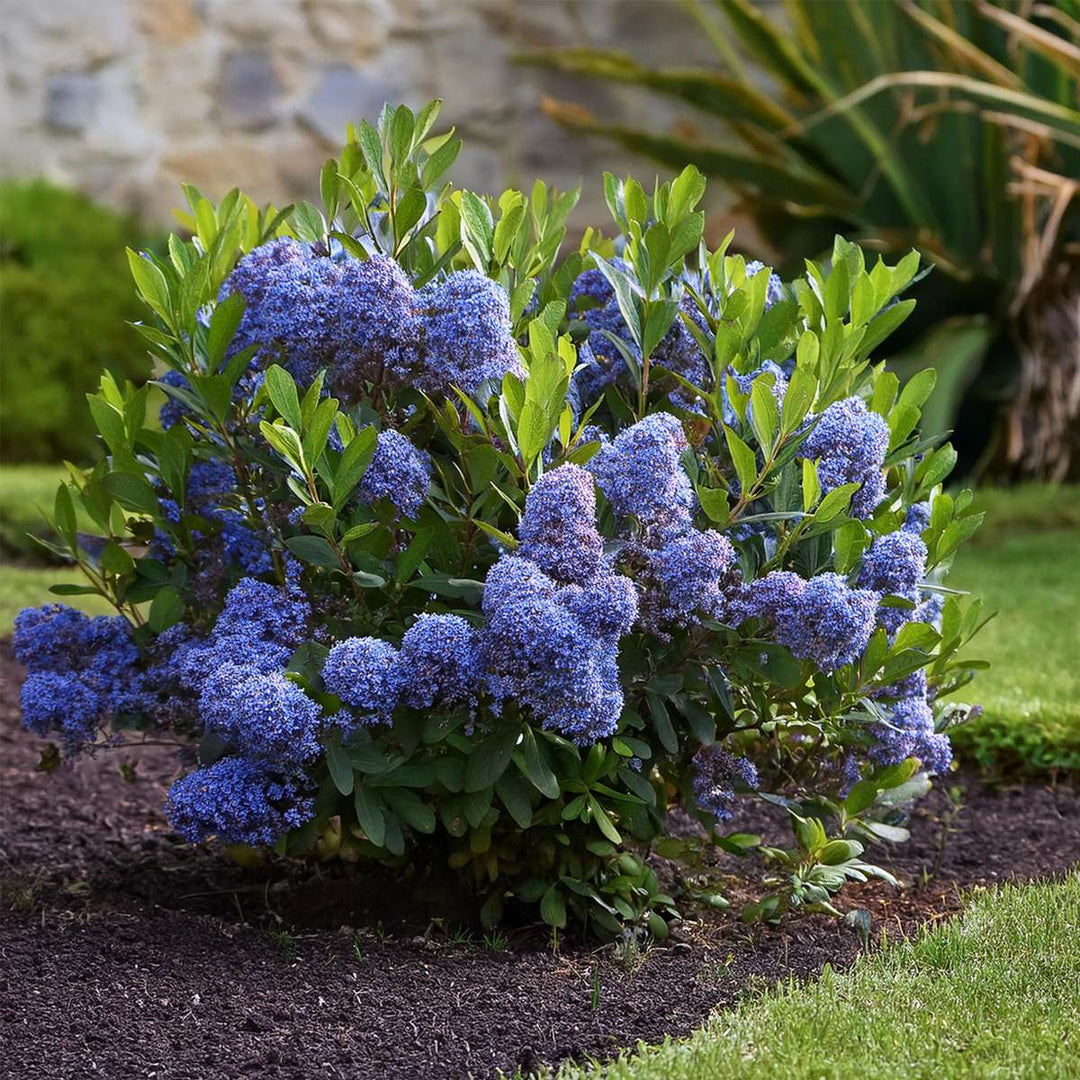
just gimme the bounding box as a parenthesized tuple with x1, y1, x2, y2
(539, 100, 856, 211)
(976, 1, 1080, 80)
(520, 47, 794, 129)
(793, 71, 1080, 146)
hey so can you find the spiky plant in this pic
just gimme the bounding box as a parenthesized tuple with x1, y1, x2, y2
(526, 0, 1080, 480)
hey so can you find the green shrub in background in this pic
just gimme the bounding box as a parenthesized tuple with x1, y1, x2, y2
(0, 180, 153, 463)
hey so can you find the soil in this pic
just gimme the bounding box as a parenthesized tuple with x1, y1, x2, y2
(1, 642, 1078, 1080)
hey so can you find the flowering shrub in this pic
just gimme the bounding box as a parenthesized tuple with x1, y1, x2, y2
(18, 101, 986, 936)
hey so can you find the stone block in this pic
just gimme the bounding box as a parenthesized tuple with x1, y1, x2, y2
(219, 50, 281, 131)
(45, 73, 98, 134)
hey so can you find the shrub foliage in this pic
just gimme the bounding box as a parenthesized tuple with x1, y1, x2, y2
(0, 180, 153, 463)
(16, 102, 986, 936)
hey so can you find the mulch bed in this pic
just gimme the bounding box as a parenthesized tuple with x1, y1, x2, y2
(1, 642, 1077, 1080)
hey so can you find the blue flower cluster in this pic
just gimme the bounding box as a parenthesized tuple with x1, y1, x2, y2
(159, 577, 320, 845)
(480, 553, 636, 744)
(356, 429, 431, 519)
(645, 529, 738, 629)
(478, 465, 639, 742)
(322, 636, 402, 727)
(14, 606, 145, 750)
(398, 614, 481, 710)
(692, 744, 759, 821)
(166, 757, 314, 847)
(415, 269, 525, 395)
(858, 531, 928, 634)
(590, 415, 743, 631)
(517, 465, 606, 585)
(154, 459, 272, 576)
(590, 413, 694, 534)
(221, 240, 522, 402)
(870, 670, 951, 774)
(732, 570, 879, 671)
(800, 397, 890, 519)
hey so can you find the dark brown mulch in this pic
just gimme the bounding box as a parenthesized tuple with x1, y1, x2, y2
(1, 643, 1077, 1080)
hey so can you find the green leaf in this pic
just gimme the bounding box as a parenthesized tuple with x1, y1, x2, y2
(353, 785, 386, 847)
(103, 472, 159, 516)
(587, 796, 622, 844)
(517, 400, 549, 465)
(749, 377, 779, 452)
(206, 291, 245, 370)
(460, 190, 494, 270)
(724, 425, 758, 496)
(383, 788, 436, 835)
(333, 427, 378, 509)
(148, 586, 184, 633)
(646, 693, 678, 754)
(516, 727, 560, 799)
(396, 527, 433, 582)
(495, 772, 533, 829)
(540, 885, 566, 929)
(325, 737, 355, 796)
(127, 249, 172, 324)
(465, 723, 521, 793)
(49, 584, 101, 597)
(264, 365, 302, 430)
(697, 486, 729, 523)
(285, 535, 341, 569)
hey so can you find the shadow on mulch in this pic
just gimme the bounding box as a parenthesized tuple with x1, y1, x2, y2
(1, 642, 1077, 1080)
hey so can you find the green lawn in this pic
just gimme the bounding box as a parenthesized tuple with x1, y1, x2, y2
(948, 485, 1080, 774)
(545, 873, 1080, 1080)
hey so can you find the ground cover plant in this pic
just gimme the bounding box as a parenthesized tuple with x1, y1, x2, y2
(13, 100, 987, 938)
(546, 872, 1080, 1080)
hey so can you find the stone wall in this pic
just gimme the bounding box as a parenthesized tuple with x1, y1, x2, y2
(0, 0, 731, 230)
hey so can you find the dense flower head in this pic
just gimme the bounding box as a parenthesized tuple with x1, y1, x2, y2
(801, 397, 890, 519)
(692, 745, 759, 821)
(556, 573, 639, 640)
(221, 237, 341, 387)
(576, 301, 638, 401)
(166, 756, 314, 846)
(517, 465, 605, 584)
(590, 413, 694, 530)
(322, 637, 402, 726)
(870, 671, 951, 774)
(212, 577, 311, 659)
(356, 428, 431, 519)
(331, 254, 420, 395)
(645, 529, 739, 629)
(859, 531, 928, 634)
(416, 270, 523, 394)
(734, 571, 878, 671)
(744, 260, 784, 309)
(199, 664, 324, 764)
(859, 532, 927, 595)
(14, 605, 145, 748)
(569, 268, 613, 311)
(397, 614, 481, 710)
(480, 555, 628, 743)
(220, 243, 524, 403)
(903, 501, 932, 535)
